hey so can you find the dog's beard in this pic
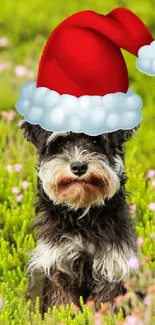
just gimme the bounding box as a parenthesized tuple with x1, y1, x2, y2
(38, 154, 120, 215)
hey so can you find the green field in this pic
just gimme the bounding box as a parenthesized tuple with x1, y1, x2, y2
(0, 0, 155, 324)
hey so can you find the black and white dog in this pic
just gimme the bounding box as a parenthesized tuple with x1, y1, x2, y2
(19, 120, 138, 315)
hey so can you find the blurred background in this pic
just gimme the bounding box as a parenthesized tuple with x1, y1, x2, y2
(0, 1, 155, 324)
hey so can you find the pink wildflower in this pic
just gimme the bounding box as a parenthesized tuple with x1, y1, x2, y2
(0, 61, 10, 72)
(14, 164, 22, 172)
(12, 187, 20, 194)
(136, 237, 144, 247)
(146, 169, 155, 179)
(144, 294, 152, 306)
(128, 256, 140, 269)
(14, 65, 28, 77)
(126, 315, 140, 325)
(130, 205, 136, 213)
(1, 110, 16, 121)
(93, 313, 103, 325)
(14, 65, 34, 78)
(148, 202, 155, 211)
(0, 295, 4, 309)
(0, 37, 9, 47)
(6, 165, 13, 173)
(21, 180, 29, 189)
(151, 180, 155, 189)
(16, 194, 23, 202)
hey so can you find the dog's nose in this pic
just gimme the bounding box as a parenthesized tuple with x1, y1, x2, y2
(70, 161, 88, 176)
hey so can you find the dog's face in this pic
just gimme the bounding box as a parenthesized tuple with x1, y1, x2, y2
(19, 120, 137, 213)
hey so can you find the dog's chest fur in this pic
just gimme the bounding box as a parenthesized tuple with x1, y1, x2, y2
(28, 190, 136, 284)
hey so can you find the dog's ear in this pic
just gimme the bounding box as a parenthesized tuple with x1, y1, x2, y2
(18, 119, 50, 154)
(118, 124, 140, 143)
(106, 124, 140, 148)
(112, 124, 140, 145)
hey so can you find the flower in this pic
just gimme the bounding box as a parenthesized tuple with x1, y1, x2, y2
(14, 65, 34, 78)
(0, 37, 9, 47)
(136, 237, 144, 247)
(148, 202, 155, 211)
(12, 187, 20, 194)
(146, 169, 155, 179)
(124, 315, 140, 325)
(93, 312, 103, 325)
(1, 110, 16, 121)
(130, 205, 136, 213)
(0, 61, 10, 72)
(7, 164, 23, 172)
(6, 165, 13, 173)
(144, 294, 152, 306)
(21, 180, 29, 189)
(16, 194, 23, 202)
(0, 296, 4, 309)
(14, 164, 22, 172)
(128, 256, 140, 269)
(152, 180, 155, 189)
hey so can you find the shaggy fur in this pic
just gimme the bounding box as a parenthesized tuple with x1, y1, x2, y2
(19, 120, 138, 316)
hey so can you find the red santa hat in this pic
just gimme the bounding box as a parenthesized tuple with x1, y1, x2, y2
(16, 8, 155, 135)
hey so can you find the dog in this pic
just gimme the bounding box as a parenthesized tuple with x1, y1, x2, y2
(19, 119, 138, 316)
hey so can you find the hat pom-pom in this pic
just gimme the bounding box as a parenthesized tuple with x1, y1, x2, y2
(136, 40, 155, 76)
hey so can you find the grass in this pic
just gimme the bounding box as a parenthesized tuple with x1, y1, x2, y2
(0, 0, 155, 324)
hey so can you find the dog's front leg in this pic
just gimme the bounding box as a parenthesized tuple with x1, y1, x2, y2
(87, 280, 125, 311)
(41, 270, 77, 315)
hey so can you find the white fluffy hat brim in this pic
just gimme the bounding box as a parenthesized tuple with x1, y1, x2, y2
(15, 81, 143, 136)
(136, 40, 155, 76)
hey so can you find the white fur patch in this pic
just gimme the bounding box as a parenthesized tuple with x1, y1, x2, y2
(18, 119, 25, 128)
(47, 131, 71, 144)
(98, 160, 120, 198)
(114, 155, 125, 175)
(27, 236, 95, 277)
(92, 245, 134, 283)
(27, 237, 135, 283)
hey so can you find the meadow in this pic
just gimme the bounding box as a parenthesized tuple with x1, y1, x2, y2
(0, 0, 155, 324)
